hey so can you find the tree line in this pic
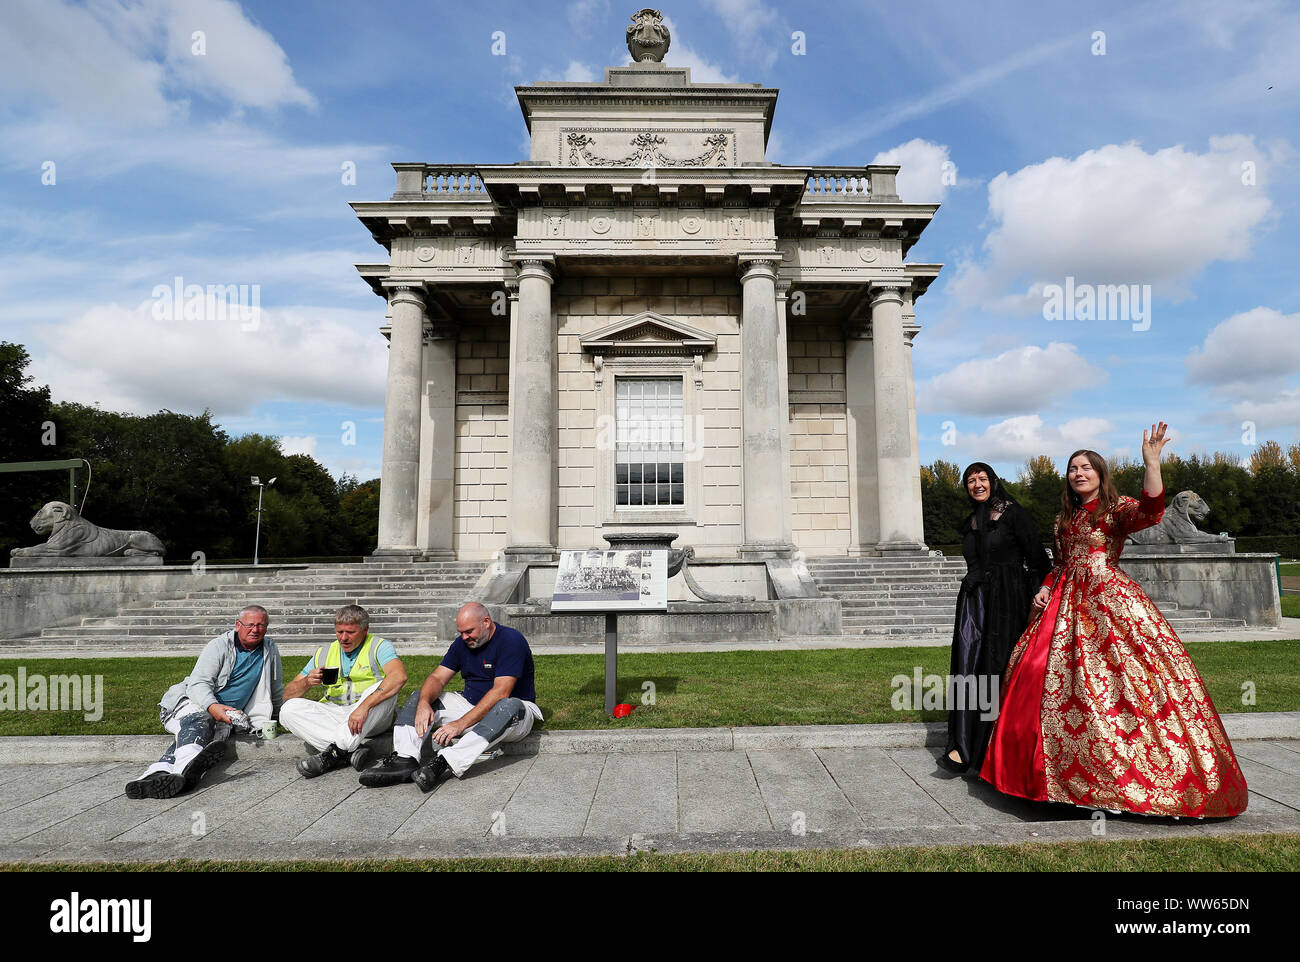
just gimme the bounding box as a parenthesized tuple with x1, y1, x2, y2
(921, 445, 1300, 548)
(0, 342, 379, 563)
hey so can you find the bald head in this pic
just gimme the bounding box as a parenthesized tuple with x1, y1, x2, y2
(455, 602, 494, 648)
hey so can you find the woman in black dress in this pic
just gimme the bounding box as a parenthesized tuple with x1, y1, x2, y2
(940, 462, 1050, 773)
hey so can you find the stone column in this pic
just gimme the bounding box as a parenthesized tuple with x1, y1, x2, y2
(504, 257, 557, 561)
(870, 283, 926, 552)
(375, 284, 426, 556)
(738, 255, 794, 559)
(416, 319, 458, 559)
(775, 279, 794, 547)
(844, 318, 880, 552)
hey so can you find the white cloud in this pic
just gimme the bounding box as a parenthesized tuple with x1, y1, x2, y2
(279, 435, 319, 458)
(563, 60, 599, 82)
(871, 139, 954, 204)
(0, 0, 312, 122)
(703, 0, 782, 71)
(951, 137, 1276, 309)
(29, 301, 386, 418)
(159, 0, 315, 110)
(1226, 389, 1300, 434)
(1186, 307, 1300, 386)
(661, 16, 738, 82)
(568, 0, 610, 35)
(920, 342, 1107, 417)
(954, 416, 1117, 465)
(0, 115, 388, 184)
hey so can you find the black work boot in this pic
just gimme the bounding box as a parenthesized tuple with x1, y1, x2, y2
(296, 743, 351, 779)
(179, 740, 227, 792)
(412, 754, 451, 794)
(125, 771, 184, 800)
(350, 742, 375, 772)
(358, 751, 419, 787)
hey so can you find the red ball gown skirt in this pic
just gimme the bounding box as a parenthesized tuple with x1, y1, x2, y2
(979, 493, 1248, 817)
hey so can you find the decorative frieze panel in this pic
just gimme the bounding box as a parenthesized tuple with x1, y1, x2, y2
(517, 207, 773, 243)
(392, 236, 506, 269)
(560, 128, 737, 167)
(776, 237, 904, 273)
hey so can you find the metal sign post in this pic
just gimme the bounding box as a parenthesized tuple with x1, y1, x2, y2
(604, 612, 618, 716)
(551, 548, 667, 716)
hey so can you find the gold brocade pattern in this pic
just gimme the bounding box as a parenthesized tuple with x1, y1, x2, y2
(1003, 495, 1248, 817)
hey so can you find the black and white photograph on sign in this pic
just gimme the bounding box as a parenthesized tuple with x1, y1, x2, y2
(552, 549, 668, 611)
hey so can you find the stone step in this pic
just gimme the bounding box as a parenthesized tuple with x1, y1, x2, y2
(168, 591, 474, 602)
(126, 603, 458, 616)
(213, 579, 482, 591)
(841, 615, 955, 627)
(73, 613, 452, 628)
(41, 618, 447, 636)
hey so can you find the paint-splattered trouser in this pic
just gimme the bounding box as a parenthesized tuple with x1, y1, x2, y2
(279, 680, 399, 753)
(391, 690, 539, 777)
(138, 699, 231, 779)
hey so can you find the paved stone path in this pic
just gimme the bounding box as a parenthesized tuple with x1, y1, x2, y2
(2, 717, 1298, 863)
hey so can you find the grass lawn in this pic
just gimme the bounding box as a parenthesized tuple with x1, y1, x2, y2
(1282, 595, 1300, 618)
(1280, 563, 1299, 577)
(2, 641, 1298, 736)
(6, 833, 1299, 871)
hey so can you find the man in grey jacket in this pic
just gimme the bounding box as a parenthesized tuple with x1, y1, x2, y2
(125, 605, 283, 799)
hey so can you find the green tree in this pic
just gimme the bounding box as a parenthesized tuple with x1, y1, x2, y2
(48, 403, 235, 558)
(1245, 442, 1300, 535)
(338, 476, 380, 555)
(0, 343, 56, 558)
(1017, 455, 1062, 540)
(920, 459, 968, 545)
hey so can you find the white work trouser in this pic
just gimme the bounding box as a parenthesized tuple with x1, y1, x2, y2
(392, 691, 538, 777)
(280, 681, 399, 753)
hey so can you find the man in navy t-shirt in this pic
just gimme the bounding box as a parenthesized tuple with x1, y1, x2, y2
(360, 602, 543, 792)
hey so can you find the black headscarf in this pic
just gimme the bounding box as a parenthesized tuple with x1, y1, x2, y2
(961, 462, 1018, 576)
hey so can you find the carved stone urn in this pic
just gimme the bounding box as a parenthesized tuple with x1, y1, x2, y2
(626, 8, 671, 63)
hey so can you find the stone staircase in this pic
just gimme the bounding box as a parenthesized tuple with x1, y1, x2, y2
(6, 555, 1249, 652)
(15, 560, 487, 650)
(804, 555, 1246, 642)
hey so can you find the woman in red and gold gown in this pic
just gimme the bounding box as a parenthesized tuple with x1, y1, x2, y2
(980, 424, 1248, 817)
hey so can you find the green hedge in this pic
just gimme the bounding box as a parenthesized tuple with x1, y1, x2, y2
(1232, 536, 1299, 559)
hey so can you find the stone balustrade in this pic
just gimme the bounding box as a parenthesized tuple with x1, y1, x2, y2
(392, 164, 488, 199)
(801, 165, 900, 203)
(805, 168, 871, 197)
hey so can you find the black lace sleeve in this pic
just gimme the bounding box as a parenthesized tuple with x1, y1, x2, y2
(1011, 503, 1051, 585)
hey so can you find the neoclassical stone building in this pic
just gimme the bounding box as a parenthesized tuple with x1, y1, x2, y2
(354, 43, 939, 563)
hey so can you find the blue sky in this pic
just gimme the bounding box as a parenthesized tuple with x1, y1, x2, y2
(1, 0, 1297, 485)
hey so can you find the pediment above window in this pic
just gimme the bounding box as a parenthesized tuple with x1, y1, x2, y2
(580, 312, 716, 357)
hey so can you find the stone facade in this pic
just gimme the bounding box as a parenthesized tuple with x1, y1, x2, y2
(355, 53, 940, 562)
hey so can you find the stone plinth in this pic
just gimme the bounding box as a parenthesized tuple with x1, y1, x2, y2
(1120, 552, 1281, 627)
(0, 564, 309, 642)
(1123, 539, 1235, 556)
(9, 556, 164, 568)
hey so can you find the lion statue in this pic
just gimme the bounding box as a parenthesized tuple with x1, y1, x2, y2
(10, 502, 166, 558)
(1126, 490, 1228, 545)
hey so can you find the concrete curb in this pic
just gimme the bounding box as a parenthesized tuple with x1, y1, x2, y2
(4, 811, 1299, 864)
(3, 711, 1297, 764)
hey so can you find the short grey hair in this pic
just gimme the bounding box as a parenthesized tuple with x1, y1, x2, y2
(334, 604, 369, 630)
(238, 605, 269, 623)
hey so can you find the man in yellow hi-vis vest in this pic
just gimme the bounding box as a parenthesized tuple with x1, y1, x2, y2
(281, 604, 407, 777)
